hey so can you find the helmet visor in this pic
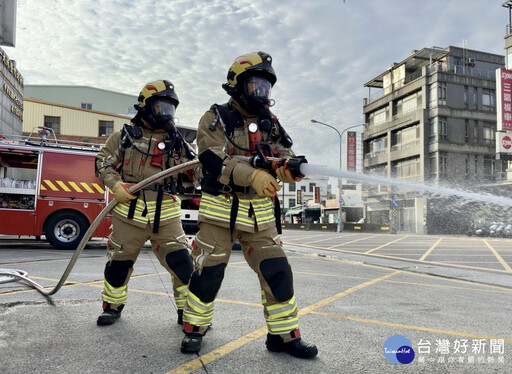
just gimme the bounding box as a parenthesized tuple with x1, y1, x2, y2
(245, 76, 272, 100)
(150, 99, 176, 117)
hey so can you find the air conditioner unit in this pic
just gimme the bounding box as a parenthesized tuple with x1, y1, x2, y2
(467, 58, 475, 66)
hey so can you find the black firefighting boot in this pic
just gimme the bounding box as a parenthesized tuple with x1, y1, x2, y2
(265, 331, 318, 359)
(177, 309, 183, 325)
(97, 304, 124, 326)
(180, 333, 203, 353)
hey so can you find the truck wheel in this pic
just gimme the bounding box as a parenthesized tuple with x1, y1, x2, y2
(45, 212, 89, 250)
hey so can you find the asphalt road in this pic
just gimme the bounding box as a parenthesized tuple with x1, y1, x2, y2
(0, 231, 511, 373)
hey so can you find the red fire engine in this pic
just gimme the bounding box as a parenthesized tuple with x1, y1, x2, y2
(0, 126, 201, 249)
(0, 132, 113, 249)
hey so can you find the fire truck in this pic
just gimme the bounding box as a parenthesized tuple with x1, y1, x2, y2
(0, 127, 200, 249)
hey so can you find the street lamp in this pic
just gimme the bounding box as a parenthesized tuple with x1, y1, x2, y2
(310, 119, 365, 233)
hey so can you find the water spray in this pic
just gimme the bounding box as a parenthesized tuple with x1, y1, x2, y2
(300, 163, 512, 207)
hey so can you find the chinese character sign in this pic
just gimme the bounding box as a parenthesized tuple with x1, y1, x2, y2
(496, 68, 512, 131)
(346, 131, 357, 172)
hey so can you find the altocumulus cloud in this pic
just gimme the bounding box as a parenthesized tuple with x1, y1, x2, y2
(5, 0, 506, 168)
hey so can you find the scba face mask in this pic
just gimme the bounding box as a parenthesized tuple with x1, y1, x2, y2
(146, 98, 177, 130)
(241, 76, 272, 114)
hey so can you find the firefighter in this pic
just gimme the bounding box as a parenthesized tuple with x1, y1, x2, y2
(180, 52, 318, 359)
(95, 80, 195, 326)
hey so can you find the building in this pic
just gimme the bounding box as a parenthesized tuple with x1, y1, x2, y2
(25, 85, 138, 117)
(0, 47, 23, 137)
(362, 45, 505, 234)
(279, 175, 329, 210)
(22, 98, 132, 145)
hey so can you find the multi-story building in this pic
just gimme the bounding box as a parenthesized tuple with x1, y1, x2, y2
(362, 46, 505, 234)
(279, 175, 329, 210)
(0, 47, 23, 137)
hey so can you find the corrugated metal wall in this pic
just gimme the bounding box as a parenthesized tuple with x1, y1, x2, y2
(23, 99, 130, 137)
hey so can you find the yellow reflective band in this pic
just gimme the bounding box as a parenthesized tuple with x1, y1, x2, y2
(175, 297, 187, 309)
(80, 182, 95, 193)
(261, 290, 267, 305)
(102, 294, 127, 304)
(187, 291, 214, 310)
(68, 181, 83, 193)
(40, 184, 46, 191)
(92, 183, 105, 193)
(183, 312, 212, 325)
(176, 285, 188, 295)
(56, 181, 71, 192)
(266, 296, 297, 319)
(267, 318, 299, 333)
(44, 180, 59, 191)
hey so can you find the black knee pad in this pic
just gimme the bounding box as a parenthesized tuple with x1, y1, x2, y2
(188, 263, 227, 303)
(104, 260, 134, 288)
(260, 257, 294, 302)
(165, 249, 194, 284)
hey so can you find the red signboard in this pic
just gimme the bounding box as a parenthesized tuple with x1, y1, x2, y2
(346, 131, 357, 172)
(496, 68, 512, 131)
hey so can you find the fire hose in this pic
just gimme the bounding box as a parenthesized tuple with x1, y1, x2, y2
(0, 159, 200, 296)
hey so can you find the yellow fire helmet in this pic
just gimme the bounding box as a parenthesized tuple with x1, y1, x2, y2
(223, 51, 276, 93)
(222, 52, 277, 113)
(136, 80, 179, 109)
(134, 80, 179, 130)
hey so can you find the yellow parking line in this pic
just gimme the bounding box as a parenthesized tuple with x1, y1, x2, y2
(419, 237, 443, 261)
(365, 236, 409, 254)
(285, 241, 512, 274)
(310, 312, 512, 343)
(483, 239, 512, 272)
(166, 271, 401, 374)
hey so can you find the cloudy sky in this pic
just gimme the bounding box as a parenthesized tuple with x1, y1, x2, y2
(4, 0, 508, 169)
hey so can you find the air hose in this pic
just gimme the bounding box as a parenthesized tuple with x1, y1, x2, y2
(0, 159, 200, 296)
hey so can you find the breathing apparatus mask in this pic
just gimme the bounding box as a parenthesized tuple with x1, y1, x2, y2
(143, 97, 177, 133)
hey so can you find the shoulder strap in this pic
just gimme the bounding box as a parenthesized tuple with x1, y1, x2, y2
(211, 103, 243, 137)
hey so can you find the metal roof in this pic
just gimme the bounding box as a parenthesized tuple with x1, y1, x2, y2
(364, 47, 449, 88)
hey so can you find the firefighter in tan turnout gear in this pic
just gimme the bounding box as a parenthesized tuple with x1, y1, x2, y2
(95, 80, 195, 325)
(180, 52, 318, 359)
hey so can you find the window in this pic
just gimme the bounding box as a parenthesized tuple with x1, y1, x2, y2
(464, 86, 468, 107)
(309, 183, 316, 193)
(429, 84, 437, 106)
(99, 120, 114, 137)
(465, 154, 470, 179)
(473, 122, 478, 143)
(482, 90, 495, 109)
(483, 123, 495, 144)
(373, 108, 386, 126)
(288, 198, 296, 208)
(483, 156, 495, 179)
(402, 95, 417, 114)
(289, 183, 296, 192)
(396, 125, 419, 146)
(429, 120, 437, 138)
(301, 185, 306, 192)
(431, 117, 447, 141)
(44, 116, 60, 134)
(438, 83, 447, 105)
(394, 157, 420, 181)
(81, 103, 92, 110)
(430, 155, 437, 177)
(439, 153, 447, 178)
(473, 88, 477, 105)
(369, 137, 387, 154)
(464, 120, 469, 143)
